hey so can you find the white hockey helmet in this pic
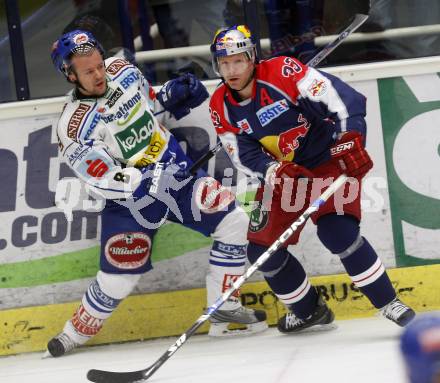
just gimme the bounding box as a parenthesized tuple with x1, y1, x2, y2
(210, 25, 257, 76)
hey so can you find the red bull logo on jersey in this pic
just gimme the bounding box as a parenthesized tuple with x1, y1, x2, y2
(256, 99, 289, 127)
(308, 79, 328, 97)
(278, 114, 310, 156)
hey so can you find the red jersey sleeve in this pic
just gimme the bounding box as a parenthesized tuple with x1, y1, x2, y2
(209, 84, 241, 135)
(257, 56, 309, 103)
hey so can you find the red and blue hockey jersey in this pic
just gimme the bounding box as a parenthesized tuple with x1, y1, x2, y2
(209, 56, 367, 179)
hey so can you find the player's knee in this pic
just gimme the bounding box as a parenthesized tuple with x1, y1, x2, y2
(317, 214, 361, 256)
(97, 270, 141, 299)
(247, 241, 289, 274)
(212, 206, 249, 245)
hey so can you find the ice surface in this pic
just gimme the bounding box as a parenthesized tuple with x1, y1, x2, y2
(0, 316, 409, 383)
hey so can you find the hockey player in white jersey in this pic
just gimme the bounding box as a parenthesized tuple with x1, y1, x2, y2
(46, 29, 267, 357)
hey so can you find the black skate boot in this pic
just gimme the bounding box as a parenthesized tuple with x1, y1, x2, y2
(209, 305, 268, 336)
(380, 297, 415, 326)
(45, 332, 79, 357)
(278, 297, 335, 334)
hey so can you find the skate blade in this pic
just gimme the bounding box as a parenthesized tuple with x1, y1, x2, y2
(281, 322, 338, 335)
(208, 321, 268, 337)
(42, 350, 53, 359)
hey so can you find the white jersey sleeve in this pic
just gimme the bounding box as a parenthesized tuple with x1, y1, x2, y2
(57, 101, 143, 200)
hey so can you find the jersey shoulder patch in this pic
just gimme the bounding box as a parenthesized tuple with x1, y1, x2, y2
(59, 101, 96, 142)
(105, 57, 132, 77)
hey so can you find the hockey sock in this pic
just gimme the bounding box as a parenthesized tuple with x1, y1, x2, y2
(206, 240, 247, 310)
(247, 241, 318, 319)
(317, 214, 396, 308)
(64, 271, 140, 344)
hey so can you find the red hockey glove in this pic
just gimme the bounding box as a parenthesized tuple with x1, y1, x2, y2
(266, 161, 314, 196)
(330, 131, 373, 178)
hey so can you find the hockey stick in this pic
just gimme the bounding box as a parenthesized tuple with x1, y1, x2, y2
(87, 174, 348, 383)
(188, 13, 369, 175)
(189, 141, 222, 175)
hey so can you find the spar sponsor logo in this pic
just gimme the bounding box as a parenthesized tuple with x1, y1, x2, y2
(105, 232, 151, 269)
(85, 158, 109, 178)
(101, 91, 142, 124)
(68, 103, 91, 140)
(114, 110, 155, 159)
(256, 99, 289, 127)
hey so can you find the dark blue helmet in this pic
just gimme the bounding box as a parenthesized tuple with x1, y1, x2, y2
(51, 29, 104, 77)
(400, 314, 440, 383)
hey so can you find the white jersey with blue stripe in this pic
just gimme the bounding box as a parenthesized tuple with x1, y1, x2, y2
(57, 57, 172, 200)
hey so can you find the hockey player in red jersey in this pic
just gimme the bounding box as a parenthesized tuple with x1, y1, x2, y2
(209, 25, 416, 333)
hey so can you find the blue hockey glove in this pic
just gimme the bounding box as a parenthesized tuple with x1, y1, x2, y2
(157, 73, 209, 120)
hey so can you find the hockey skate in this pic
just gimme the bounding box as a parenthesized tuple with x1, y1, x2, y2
(380, 297, 415, 327)
(209, 305, 268, 337)
(44, 332, 80, 358)
(278, 297, 335, 334)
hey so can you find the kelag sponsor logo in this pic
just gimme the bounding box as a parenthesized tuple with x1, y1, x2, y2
(115, 111, 154, 158)
(378, 75, 440, 266)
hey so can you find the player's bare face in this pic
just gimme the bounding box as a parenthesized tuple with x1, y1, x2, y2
(218, 53, 254, 92)
(70, 50, 106, 96)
